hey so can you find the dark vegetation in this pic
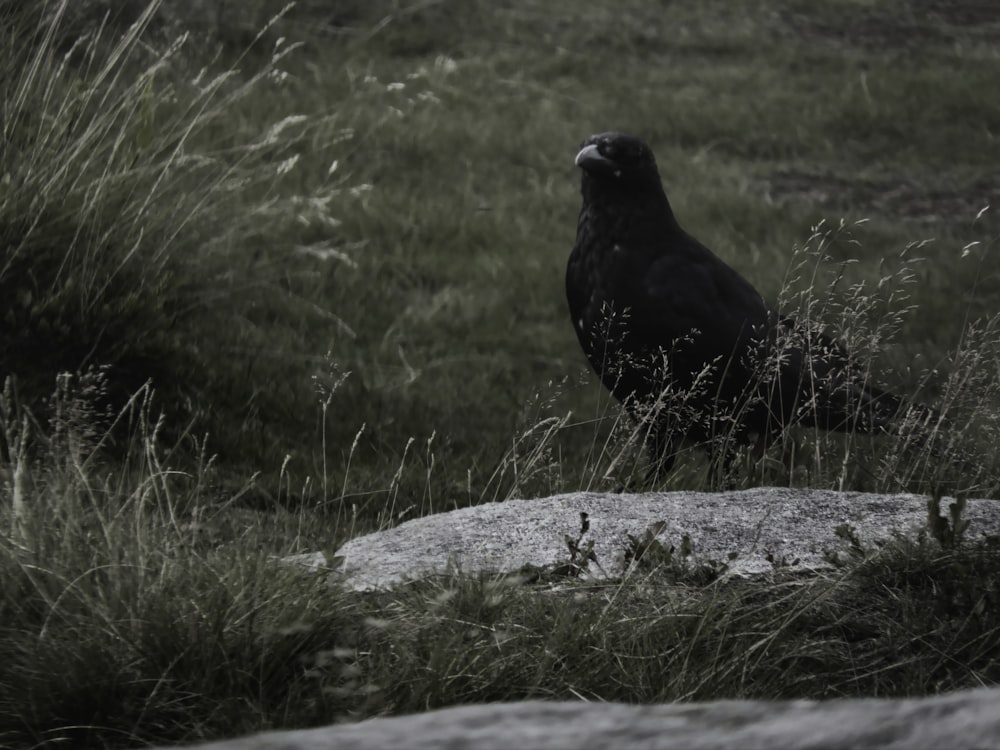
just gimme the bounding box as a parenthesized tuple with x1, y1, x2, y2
(1, 0, 1000, 747)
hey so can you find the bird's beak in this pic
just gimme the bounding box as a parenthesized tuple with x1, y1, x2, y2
(575, 143, 617, 176)
(575, 143, 608, 168)
(575, 143, 599, 167)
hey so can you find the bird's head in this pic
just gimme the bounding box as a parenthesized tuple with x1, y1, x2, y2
(575, 132, 662, 191)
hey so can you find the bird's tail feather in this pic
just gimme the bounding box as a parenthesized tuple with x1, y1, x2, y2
(813, 378, 947, 456)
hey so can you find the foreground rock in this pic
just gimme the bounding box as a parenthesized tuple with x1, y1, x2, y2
(331, 488, 1000, 590)
(158, 687, 1000, 749)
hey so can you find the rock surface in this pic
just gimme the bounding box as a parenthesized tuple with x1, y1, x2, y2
(156, 687, 1000, 749)
(331, 489, 1000, 590)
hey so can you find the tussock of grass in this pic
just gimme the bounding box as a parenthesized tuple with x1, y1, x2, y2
(3, 380, 998, 748)
(0, 0, 353, 467)
(0, 373, 343, 747)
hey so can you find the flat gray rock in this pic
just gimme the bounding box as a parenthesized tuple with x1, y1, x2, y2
(332, 489, 1000, 590)
(156, 687, 1000, 749)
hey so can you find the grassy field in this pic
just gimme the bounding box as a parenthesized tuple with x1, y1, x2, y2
(2, 0, 1000, 747)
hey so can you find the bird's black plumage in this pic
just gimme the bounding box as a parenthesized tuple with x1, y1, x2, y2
(567, 132, 923, 479)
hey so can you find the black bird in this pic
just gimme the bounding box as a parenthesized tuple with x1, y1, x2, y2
(567, 131, 928, 480)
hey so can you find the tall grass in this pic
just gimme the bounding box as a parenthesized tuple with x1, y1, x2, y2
(0, 372, 348, 748)
(3, 375, 998, 749)
(0, 0, 352, 441)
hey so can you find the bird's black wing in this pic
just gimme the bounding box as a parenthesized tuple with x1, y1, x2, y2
(634, 231, 772, 357)
(568, 214, 779, 440)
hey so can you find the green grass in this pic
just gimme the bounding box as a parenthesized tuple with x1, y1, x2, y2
(3, 407, 999, 747)
(2, 0, 1000, 746)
